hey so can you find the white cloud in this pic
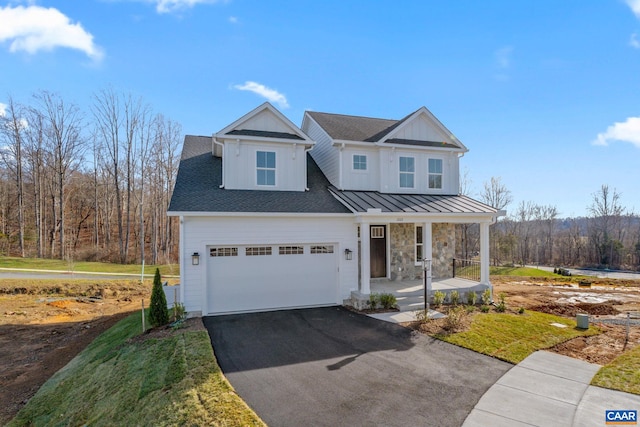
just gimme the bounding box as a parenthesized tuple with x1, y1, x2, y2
(630, 33, 640, 48)
(0, 103, 6, 117)
(626, 0, 640, 18)
(130, 0, 222, 14)
(495, 46, 513, 69)
(233, 81, 290, 109)
(0, 5, 103, 61)
(228, 16, 238, 24)
(593, 116, 640, 148)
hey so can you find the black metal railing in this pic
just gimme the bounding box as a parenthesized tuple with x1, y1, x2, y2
(452, 258, 481, 282)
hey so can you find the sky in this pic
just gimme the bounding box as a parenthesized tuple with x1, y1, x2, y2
(1, 0, 639, 218)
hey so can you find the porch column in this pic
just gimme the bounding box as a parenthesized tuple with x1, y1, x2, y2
(360, 223, 371, 294)
(480, 222, 491, 287)
(424, 222, 432, 267)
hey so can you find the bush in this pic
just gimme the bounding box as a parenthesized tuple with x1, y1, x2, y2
(481, 288, 492, 305)
(444, 306, 467, 332)
(432, 290, 445, 306)
(449, 290, 460, 306)
(368, 293, 379, 310)
(148, 268, 169, 327)
(494, 292, 507, 313)
(466, 290, 477, 306)
(518, 307, 525, 314)
(378, 293, 397, 310)
(480, 305, 490, 313)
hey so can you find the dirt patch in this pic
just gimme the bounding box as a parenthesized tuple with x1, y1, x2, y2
(529, 302, 621, 317)
(0, 281, 151, 424)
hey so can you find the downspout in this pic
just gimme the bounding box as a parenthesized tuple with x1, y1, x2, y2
(338, 143, 345, 190)
(212, 136, 225, 189)
(304, 145, 312, 191)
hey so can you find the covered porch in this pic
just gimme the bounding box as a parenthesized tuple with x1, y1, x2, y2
(328, 189, 502, 310)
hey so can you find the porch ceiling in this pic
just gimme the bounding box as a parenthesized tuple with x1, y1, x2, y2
(329, 187, 497, 215)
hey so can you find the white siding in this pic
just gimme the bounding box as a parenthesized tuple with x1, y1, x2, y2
(181, 215, 358, 314)
(303, 117, 340, 187)
(379, 148, 458, 194)
(224, 140, 307, 191)
(240, 108, 296, 134)
(341, 147, 379, 191)
(392, 115, 449, 143)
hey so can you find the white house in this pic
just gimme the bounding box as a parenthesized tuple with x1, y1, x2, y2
(167, 102, 500, 316)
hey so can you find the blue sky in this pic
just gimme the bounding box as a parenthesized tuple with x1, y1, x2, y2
(1, 0, 640, 218)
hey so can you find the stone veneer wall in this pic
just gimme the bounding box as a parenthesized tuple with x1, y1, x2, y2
(432, 223, 455, 279)
(389, 223, 419, 280)
(388, 222, 456, 281)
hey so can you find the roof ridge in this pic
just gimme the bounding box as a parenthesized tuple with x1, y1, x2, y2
(307, 110, 398, 122)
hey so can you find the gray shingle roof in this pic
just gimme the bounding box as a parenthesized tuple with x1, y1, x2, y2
(329, 186, 497, 214)
(306, 111, 400, 142)
(168, 135, 351, 214)
(226, 129, 304, 140)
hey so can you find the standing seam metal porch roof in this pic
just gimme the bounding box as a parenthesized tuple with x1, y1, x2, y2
(328, 186, 498, 214)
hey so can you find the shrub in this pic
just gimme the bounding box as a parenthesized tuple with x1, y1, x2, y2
(432, 290, 445, 306)
(518, 307, 525, 314)
(378, 293, 397, 310)
(148, 268, 169, 327)
(449, 290, 460, 306)
(368, 293, 379, 310)
(481, 288, 492, 305)
(465, 305, 475, 313)
(466, 290, 477, 306)
(444, 306, 467, 332)
(494, 292, 507, 313)
(172, 302, 186, 322)
(480, 305, 490, 313)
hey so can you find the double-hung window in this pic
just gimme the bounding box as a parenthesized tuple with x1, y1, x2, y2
(256, 151, 276, 186)
(399, 156, 415, 188)
(428, 158, 443, 189)
(415, 225, 423, 264)
(353, 154, 367, 171)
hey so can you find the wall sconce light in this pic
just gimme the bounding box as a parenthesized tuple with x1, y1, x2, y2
(344, 249, 353, 261)
(192, 252, 200, 265)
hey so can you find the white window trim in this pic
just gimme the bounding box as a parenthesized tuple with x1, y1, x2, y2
(399, 156, 415, 189)
(256, 150, 276, 187)
(352, 154, 368, 172)
(414, 225, 424, 266)
(428, 158, 443, 190)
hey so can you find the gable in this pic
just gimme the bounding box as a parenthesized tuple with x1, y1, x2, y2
(216, 102, 311, 143)
(381, 108, 467, 151)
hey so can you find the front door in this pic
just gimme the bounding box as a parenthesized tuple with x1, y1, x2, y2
(370, 225, 387, 278)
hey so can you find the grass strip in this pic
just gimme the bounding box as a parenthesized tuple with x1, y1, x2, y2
(8, 312, 264, 427)
(436, 311, 600, 364)
(0, 256, 179, 276)
(490, 266, 557, 277)
(592, 344, 640, 395)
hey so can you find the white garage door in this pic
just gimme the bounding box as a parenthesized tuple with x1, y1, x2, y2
(206, 243, 338, 314)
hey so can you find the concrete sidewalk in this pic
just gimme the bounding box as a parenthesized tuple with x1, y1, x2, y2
(463, 351, 640, 427)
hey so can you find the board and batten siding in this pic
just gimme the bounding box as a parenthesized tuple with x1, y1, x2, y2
(391, 114, 450, 143)
(379, 148, 459, 195)
(303, 117, 340, 188)
(341, 146, 379, 191)
(223, 140, 307, 191)
(181, 215, 358, 315)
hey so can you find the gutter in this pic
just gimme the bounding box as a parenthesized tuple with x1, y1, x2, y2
(212, 135, 225, 189)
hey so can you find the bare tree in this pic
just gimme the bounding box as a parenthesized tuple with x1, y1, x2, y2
(480, 176, 513, 266)
(588, 185, 625, 267)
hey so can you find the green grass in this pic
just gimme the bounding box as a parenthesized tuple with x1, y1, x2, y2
(0, 256, 179, 276)
(436, 311, 600, 364)
(490, 266, 557, 277)
(8, 312, 264, 427)
(592, 344, 640, 395)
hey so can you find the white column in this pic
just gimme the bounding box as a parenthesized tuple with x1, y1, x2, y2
(480, 222, 490, 285)
(424, 222, 432, 266)
(360, 223, 371, 294)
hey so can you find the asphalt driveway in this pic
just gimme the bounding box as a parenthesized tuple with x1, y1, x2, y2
(204, 306, 511, 427)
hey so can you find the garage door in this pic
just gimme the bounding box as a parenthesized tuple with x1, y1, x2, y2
(207, 243, 338, 314)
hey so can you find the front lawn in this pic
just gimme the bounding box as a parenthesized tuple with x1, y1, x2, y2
(0, 256, 179, 276)
(435, 310, 600, 364)
(490, 266, 556, 277)
(8, 312, 264, 427)
(592, 344, 640, 395)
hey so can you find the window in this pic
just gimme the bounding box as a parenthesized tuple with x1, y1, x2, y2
(311, 245, 334, 254)
(428, 158, 443, 189)
(256, 151, 276, 186)
(415, 225, 423, 264)
(353, 154, 367, 170)
(399, 156, 415, 188)
(279, 246, 304, 255)
(246, 246, 272, 256)
(210, 247, 238, 257)
(371, 226, 384, 238)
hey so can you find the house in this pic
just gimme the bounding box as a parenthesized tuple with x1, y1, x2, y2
(167, 102, 500, 316)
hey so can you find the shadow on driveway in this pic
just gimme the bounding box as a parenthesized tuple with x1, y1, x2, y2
(204, 306, 511, 427)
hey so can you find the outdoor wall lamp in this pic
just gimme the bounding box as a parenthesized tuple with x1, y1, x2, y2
(344, 249, 353, 261)
(192, 252, 200, 265)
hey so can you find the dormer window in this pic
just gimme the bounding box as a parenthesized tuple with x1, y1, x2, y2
(257, 151, 276, 186)
(399, 156, 415, 188)
(428, 158, 443, 189)
(353, 154, 367, 171)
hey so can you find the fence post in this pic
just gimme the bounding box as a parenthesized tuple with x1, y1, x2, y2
(452, 258, 456, 278)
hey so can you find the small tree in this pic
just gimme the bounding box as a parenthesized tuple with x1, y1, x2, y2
(149, 268, 169, 327)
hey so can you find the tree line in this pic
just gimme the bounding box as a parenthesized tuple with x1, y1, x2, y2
(458, 178, 640, 271)
(0, 88, 181, 264)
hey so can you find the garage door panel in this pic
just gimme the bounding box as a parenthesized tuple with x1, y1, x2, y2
(207, 244, 337, 314)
